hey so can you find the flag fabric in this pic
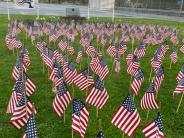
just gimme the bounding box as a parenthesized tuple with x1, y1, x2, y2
(170, 48, 178, 64)
(41, 47, 54, 69)
(131, 68, 144, 95)
(72, 99, 89, 138)
(52, 82, 72, 117)
(22, 115, 38, 138)
(134, 43, 146, 58)
(90, 56, 100, 74)
(25, 73, 36, 97)
(96, 130, 105, 138)
(127, 56, 140, 76)
(98, 58, 109, 81)
(63, 61, 77, 85)
(140, 83, 159, 109)
(86, 77, 109, 109)
(126, 53, 134, 66)
(150, 54, 162, 71)
(76, 46, 83, 64)
(107, 43, 116, 57)
(73, 68, 94, 90)
(118, 42, 127, 56)
(152, 66, 164, 92)
(58, 40, 67, 51)
(173, 78, 184, 95)
(111, 95, 141, 137)
(176, 65, 184, 82)
(9, 94, 35, 129)
(142, 112, 164, 138)
(180, 45, 184, 53)
(86, 45, 96, 57)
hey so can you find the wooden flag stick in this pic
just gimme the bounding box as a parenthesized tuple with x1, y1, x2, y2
(72, 130, 74, 138)
(42, 62, 45, 73)
(176, 93, 184, 113)
(149, 68, 153, 82)
(146, 110, 150, 120)
(111, 60, 115, 75)
(63, 111, 66, 123)
(169, 61, 172, 69)
(13, 48, 15, 56)
(129, 76, 133, 93)
(98, 119, 102, 130)
(96, 108, 99, 118)
(122, 132, 125, 138)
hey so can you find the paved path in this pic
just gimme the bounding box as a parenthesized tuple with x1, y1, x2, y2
(0, 2, 184, 22)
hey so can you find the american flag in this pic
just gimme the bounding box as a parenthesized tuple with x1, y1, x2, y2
(86, 77, 109, 109)
(100, 34, 107, 46)
(86, 44, 96, 57)
(36, 41, 47, 53)
(97, 48, 103, 58)
(58, 40, 67, 51)
(52, 82, 72, 117)
(12, 56, 27, 80)
(49, 61, 61, 81)
(134, 43, 146, 58)
(90, 56, 100, 74)
(152, 66, 164, 92)
(131, 68, 144, 95)
(67, 42, 75, 55)
(127, 56, 140, 76)
(176, 65, 184, 82)
(173, 78, 184, 94)
(98, 58, 109, 81)
(49, 31, 58, 42)
(9, 37, 22, 49)
(76, 46, 83, 63)
(24, 73, 36, 97)
(72, 99, 89, 138)
(140, 83, 159, 109)
(170, 48, 178, 64)
(62, 54, 68, 69)
(21, 46, 30, 67)
(96, 130, 105, 138)
(170, 31, 179, 44)
(41, 46, 54, 69)
(150, 54, 161, 71)
(73, 68, 94, 90)
(107, 42, 116, 57)
(126, 53, 134, 66)
(63, 61, 77, 85)
(22, 115, 38, 138)
(118, 41, 127, 57)
(9, 94, 35, 129)
(180, 45, 184, 53)
(142, 112, 164, 138)
(111, 95, 141, 137)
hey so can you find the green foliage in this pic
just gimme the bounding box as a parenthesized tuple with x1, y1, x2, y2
(0, 14, 184, 138)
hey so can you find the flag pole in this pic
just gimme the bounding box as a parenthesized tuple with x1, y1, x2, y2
(7, 0, 10, 21)
(96, 108, 98, 118)
(112, 0, 115, 22)
(149, 67, 152, 82)
(169, 60, 172, 69)
(146, 110, 150, 120)
(87, 0, 90, 20)
(176, 93, 184, 113)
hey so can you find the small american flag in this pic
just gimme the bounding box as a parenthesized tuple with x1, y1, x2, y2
(86, 77, 109, 109)
(107, 42, 116, 57)
(111, 95, 141, 137)
(86, 44, 96, 57)
(118, 41, 127, 57)
(58, 40, 67, 51)
(134, 43, 146, 58)
(170, 31, 179, 44)
(131, 68, 144, 95)
(176, 65, 184, 82)
(22, 115, 38, 138)
(41, 46, 54, 69)
(98, 58, 109, 81)
(114, 55, 121, 73)
(126, 53, 134, 66)
(52, 82, 72, 117)
(67, 42, 75, 55)
(73, 68, 94, 90)
(127, 56, 140, 76)
(173, 78, 184, 95)
(72, 99, 89, 138)
(76, 46, 83, 64)
(142, 112, 164, 138)
(63, 61, 77, 85)
(90, 56, 100, 74)
(152, 66, 164, 92)
(170, 48, 178, 64)
(140, 83, 159, 109)
(9, 94, 35, 129)
(150, 54, 161, 71)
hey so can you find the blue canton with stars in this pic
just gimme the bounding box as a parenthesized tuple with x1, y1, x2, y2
(96, 130, 105, 138)
(147, 83, 156, 93)
(122, 95, 136, 113)
(25, 115, 38, 138)
(178, 78, 184, 86)
(94, 77, 104, 91)
(135, 69, 144, 80)
(72, 99, 85, 116)
(100, 58, 107, 68)
(57, 82, 68, 96)
(82, 68, 92, 77)
(155, 112, 164, 132)
(180, 65, 184, 73)
(156, 66, 164, 77)
(68, 61, 76, 71)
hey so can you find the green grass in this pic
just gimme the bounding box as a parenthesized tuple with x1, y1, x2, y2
(0, 14, 184, 138)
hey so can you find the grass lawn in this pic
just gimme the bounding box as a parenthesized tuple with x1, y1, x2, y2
(0, 14, 184, 138)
